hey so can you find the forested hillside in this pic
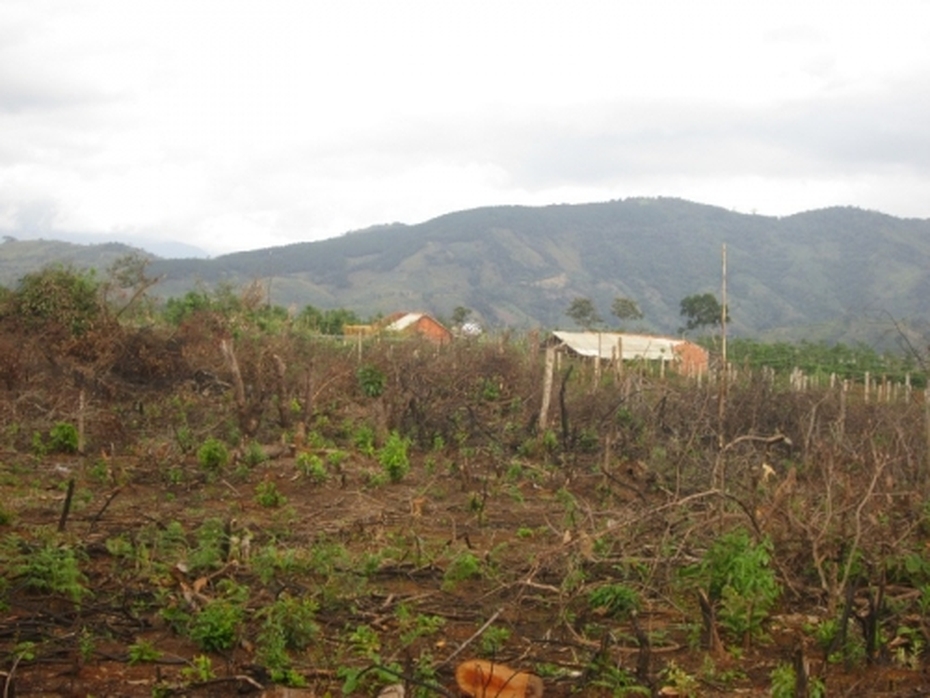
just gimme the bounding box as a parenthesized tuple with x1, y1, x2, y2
(3, 198, 930, 346)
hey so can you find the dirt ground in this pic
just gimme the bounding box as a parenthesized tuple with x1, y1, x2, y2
(3, 442, 929, 698)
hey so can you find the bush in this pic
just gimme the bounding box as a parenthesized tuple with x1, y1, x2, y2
(255, 479, 286, 507)
(378, 431, 410, 483)
(188, 518, 227, 572)
(242, 441, 267, 467)
(3, 537, 89, 603)
(196, 438, 229, 472)
(687, 528, 780, 644)
(257, 594, 320, 677)
(352, 423, 376, 456)
(48, 422, 79, 454)
(190, 600, 242, 651)
(770, 662, 825, 698)
(357, 364, 386, 398)
(13, 266, 101, 338)
(189, 581, 246, 651)
(442, 551, 483, 590)
(127, 639, 162, 665)
(588, 583, 640, 618)
(297, 453, 328, 482)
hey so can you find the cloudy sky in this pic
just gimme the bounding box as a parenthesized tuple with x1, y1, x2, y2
(2, 1, 929, 257)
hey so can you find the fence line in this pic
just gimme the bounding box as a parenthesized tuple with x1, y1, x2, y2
(713, 363, 920, 404)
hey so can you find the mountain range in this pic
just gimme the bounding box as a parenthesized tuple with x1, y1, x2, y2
(2, 197, 930, 348)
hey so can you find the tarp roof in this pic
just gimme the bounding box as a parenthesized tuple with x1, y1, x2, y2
(551, 331, 688, 361)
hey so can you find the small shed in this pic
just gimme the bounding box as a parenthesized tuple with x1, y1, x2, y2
(381, 312, 453, 344)
(343, 324, 376, 337)
(549, 331, 708, 375)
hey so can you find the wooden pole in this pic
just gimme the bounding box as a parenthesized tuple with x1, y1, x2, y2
(58, 478, 75, 532)
(539, 346, 556, 432)
(616, 336, 624, 380)
(837, 379, 847, 442)
(924, 388, 930, 483)
(721, 243, 727, 368)
(77, 389, 86, 455)
(718, 243, 728, 451)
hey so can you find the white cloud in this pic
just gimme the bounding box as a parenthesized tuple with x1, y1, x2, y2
(1, 0, 929, 255)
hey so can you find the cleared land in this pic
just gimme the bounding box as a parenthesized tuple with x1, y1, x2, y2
(2, 321, 929, 697)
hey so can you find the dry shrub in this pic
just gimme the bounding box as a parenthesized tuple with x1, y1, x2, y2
(109, 328, 187, 386)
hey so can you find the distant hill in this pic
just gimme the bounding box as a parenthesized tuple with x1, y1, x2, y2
(0, 237, 153, 287)
(3, 198, 930, 348)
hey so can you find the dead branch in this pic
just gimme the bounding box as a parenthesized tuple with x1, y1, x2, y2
(630, 609, 651, 682)
(57, 478, 75, 532)
(88, 486, 124, 532)
(721, 431, 792, 453)
(437, 607, 504, 668)
(698, 589, 723, 656)
(219, 338, 246, 411)
(838, 453, 889, 596)
(270, 352, 290, 428)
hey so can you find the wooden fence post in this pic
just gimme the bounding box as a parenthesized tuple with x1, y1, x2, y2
(838, 379, 847, 441)
(924, 389, 930, 483)
(539, 346, 556, 432)
(77, 389, 86, 456)
(615, 336, 624, 381)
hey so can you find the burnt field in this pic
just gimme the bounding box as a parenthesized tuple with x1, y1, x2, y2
(2, 302, 930, 697)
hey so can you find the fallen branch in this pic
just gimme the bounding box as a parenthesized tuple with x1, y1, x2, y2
(437, 607, 504, 668)
(88, 486, 123, 532)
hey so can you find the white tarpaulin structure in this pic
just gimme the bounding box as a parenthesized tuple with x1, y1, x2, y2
(538, 332, 709, 430)
(551, 331, 684, 362)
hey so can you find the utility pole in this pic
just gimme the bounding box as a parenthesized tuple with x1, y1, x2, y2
(716, 243, 728, 495)
(713, 243, 730, 533)
(721, 243, 727, 367)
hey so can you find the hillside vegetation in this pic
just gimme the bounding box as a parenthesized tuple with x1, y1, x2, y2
(3, 198, 930, 347)
(0, 238, 146, 286)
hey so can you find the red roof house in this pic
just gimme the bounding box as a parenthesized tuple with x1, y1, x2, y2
(381, 312, 453, 344)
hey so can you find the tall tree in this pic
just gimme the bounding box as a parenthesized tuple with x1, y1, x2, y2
(566, 297, 602, 330)
(679, 293, 728, 333)
(451, 306, 472, 327)
(295, 304, 361, 334)
(611, 297, 643, 326)
(104, 253, 161, 319)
